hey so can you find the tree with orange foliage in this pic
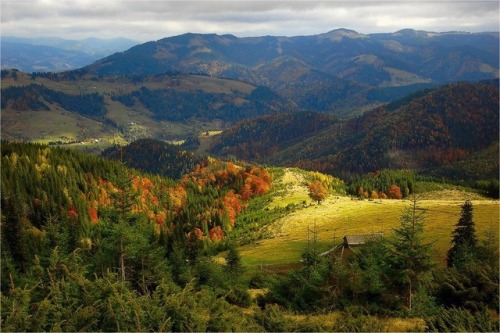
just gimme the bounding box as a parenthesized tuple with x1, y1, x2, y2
(89, 207, 98, 224)
(209, 226, 225, 241)
(223, 190, 242, 227)
(387, 184, 402, 199)
(308, 181, 328, 204)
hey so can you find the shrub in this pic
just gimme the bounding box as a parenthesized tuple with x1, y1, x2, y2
(425, 307, 499, 332)
(331, 307, 387, 332)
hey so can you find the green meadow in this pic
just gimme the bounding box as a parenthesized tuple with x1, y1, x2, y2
(239, 169, 499, 268)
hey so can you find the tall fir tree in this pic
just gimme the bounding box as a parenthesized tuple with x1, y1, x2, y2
(108, 167, 139, 283)
(390, 197, 432, 311)
(447, 200, 477, 267)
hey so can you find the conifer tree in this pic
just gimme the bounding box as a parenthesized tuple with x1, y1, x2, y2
(447, 200, 477, 267)
(108, 168, 138, 283)
(226, 243, 242, 274)
(390, 197, 432, 311)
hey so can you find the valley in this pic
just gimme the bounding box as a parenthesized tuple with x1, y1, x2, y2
(1, 27, 499, 332)
(1, 70, 283, 149)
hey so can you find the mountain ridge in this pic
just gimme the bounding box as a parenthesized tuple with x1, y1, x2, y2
(210, 80, 499, 180)
(80, 28, 498, 114)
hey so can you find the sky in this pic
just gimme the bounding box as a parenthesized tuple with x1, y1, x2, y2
(1, 1, 499, 42)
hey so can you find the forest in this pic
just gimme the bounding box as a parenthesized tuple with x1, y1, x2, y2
(111, 85, 287, 122)
(1, 83, 106, 118)
(1, 140, 498, 331)
(211, 81, 499, 188)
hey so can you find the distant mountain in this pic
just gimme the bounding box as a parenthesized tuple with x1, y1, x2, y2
(1, 36, 138, 72)
(81, 29, 499, 114)
(210, 80, 499, 181)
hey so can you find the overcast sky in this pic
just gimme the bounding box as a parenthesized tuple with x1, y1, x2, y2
(2, 1, 499, 42)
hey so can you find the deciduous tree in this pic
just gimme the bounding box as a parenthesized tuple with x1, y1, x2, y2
(387, 184, 402, 199)
(308, 181, 328, 204)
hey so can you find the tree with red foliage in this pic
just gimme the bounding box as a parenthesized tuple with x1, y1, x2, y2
(89, 207, 98, 224)
(68, 206, 78, 222)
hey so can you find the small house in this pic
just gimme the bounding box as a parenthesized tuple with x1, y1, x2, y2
(320, 233, 384, 260)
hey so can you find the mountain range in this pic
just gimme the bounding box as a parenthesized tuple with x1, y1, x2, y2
(1, 29, 499, 182)
(82, 29, 499, 114)
(1, 36, 138, 72)
(210, 80, 499, 180)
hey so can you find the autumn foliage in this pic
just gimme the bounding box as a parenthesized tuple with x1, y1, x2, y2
(308, 181, 329, 204)
(387, 184, 403, 199)
(1, 141, 273, 253)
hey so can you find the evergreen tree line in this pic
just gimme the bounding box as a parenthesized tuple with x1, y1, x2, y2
(1, 83, 106, 117)
(347, 169, 415, 199)
(258, 199, 499, 331)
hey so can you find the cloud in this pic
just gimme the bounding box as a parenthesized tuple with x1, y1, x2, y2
(1, 0, 498, 42)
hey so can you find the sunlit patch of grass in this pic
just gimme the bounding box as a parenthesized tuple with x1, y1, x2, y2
(240, 170, 499, 269)
(286, 312, 426, 332)
(384, 317, 426, 332)
(286, 312, 339, 330)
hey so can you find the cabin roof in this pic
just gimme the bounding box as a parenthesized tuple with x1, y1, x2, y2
(343, 233, 383, 246)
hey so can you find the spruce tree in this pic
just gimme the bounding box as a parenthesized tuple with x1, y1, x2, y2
(390, 197, 432, 311)
(447, 200, 477, 267)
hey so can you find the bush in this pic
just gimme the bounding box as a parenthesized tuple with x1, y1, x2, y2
(425, 307, 499, 332)
(331, 307, 387, 332)
(254, 304, 291, 332)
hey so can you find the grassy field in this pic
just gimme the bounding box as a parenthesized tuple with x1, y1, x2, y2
(239, 168, 499, 268)
(1, 72, 252, 149)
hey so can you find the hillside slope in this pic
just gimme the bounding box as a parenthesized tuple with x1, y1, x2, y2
(211, 80, 499, 180)
(0, 70, 296, 149)
(239, 168, 499, 267)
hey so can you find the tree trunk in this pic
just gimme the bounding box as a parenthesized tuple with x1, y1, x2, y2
(120, 238, 125, 283)
(408, 280, 412, 311)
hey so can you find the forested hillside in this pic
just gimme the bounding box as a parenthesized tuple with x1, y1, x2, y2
(211, 80, 499, 184)
(0, 141, 279, 330)
(101, 138, 202, 180)
(2, 141, 498, 331)
(0, 69, 296, 146)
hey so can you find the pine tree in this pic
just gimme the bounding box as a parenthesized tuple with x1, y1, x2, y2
(226, 243, 242, 274)
(390, 197, 432, 311)
(447, 200, 477, 267)
(108, 168, 139, 283)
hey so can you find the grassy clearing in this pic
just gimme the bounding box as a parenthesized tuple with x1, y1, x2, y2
(239, 169, 499, 268)
(1, 72, 247, 146)
(1, 108, 115, 142)
(197, 130, 223, 153)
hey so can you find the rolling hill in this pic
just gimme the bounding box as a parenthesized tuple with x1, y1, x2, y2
(0, 69, 296, 149)
(81, 29, 499, 114)
(210, 80, 499, 181)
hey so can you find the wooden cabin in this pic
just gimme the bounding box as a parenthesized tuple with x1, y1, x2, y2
(320, 233, 384, 260)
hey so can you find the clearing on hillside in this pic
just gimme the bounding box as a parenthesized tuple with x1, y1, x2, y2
(239, 168, 499, 269)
